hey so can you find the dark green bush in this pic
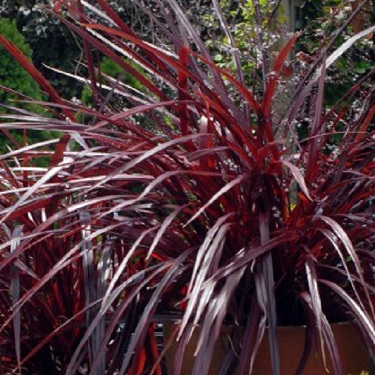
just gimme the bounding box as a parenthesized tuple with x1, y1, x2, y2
(0, 18, 59, 162)
(0, 18, 42, 109)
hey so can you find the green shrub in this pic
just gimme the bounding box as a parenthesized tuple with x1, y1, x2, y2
(0, 18, 43, 108)
(0, 18, 52, 158)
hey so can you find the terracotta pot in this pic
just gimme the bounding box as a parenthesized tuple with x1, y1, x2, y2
(164, 322, 370, 375)
(252, 323, 369, 375)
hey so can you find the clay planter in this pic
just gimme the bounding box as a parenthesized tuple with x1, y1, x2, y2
(164, 322, 370, 375)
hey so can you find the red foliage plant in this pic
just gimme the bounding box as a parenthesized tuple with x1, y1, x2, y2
(0, 0, 374, 374)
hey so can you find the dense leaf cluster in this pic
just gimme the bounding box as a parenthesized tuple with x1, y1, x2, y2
(0, 1, 374, 374)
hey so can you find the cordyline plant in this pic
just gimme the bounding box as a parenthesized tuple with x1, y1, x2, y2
(0, 0, 374, 374)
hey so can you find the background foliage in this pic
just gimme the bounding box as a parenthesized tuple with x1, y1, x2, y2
(0, 17, 57, 161)
(0, 18, 42, 107)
